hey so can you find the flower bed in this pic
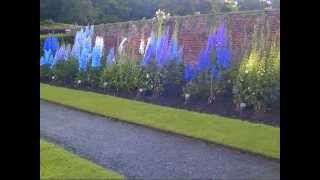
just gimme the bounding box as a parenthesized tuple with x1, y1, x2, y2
(40, 10, 280, 126)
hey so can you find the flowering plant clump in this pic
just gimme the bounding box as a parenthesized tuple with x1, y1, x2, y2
(52, 45, 70, 67)
(43, 35, 59, 53)
(183, 23, 232, 101)
(91, 36, 104, 68)
(233, 34, 279, 112)
(106, 47, 115, 65)
(39, 11, 279, 114)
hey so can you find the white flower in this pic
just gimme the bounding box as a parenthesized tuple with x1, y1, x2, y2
(139, 38, 146, 55)
(233, 1, 238, 7)
(185, 93, 191, 100)
(77, 80, 82, 84)
(245, 70, 249, 74)
(240, 102, 246, 109)
(51, 76, 55, 80)
(118, 37, 127, 55)
(103, 82, 108, 87)
(146, 73, 150, 79)
(138, 88, 144, 93)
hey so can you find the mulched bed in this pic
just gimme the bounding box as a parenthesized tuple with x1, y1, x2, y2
(43, 80, 280, 127)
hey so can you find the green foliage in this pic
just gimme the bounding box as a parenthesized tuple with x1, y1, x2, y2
(51, 59, 79, 85)
(40, 64, 53, 81)
(142, 60, 164, 97)
(183, 68, 212, 100)
(40, 139, 124, 179)
(40, 0, 235, 25)
(161, 60, 185, 97)
(233, 40, 280, 112)
(99, 60, 142, 94)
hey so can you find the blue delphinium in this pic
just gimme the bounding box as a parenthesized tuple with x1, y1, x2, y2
(79, 47, 90, 71)
(91, 36, 104, 68)
(43, 36, 59, 53)
(184, 64, 198, 81)
(40, 49, 54, 66)
(71, 25, 95, 62)
(106, 47, 115, 65)
(52, 45, 69, 66)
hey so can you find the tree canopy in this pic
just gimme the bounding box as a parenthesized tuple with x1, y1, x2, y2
(40, 0, 280, 25)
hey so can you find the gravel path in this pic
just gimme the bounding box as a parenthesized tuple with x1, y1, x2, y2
(40, 100, 280, 179)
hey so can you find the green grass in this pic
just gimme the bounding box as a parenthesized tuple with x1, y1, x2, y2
(40, 83, 280, 159)
(40, 138, 124, 179)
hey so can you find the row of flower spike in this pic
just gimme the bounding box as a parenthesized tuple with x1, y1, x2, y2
(184, 23, 231, 81)
(41, 25, 107, 71)
(141, 28, 183, 67)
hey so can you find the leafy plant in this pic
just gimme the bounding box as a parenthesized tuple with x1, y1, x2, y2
(233, 38, 280, 112)
(51, 59, 79, 85)
(161, 59, 185, 97)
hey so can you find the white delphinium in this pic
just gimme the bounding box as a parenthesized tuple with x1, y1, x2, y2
(139, 38, 146, 55)
(118, 37, 127, 55)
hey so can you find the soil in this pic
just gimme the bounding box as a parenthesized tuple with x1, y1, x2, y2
(44, 81, 280, 127)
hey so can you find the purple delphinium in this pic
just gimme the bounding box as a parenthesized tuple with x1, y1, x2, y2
(186, 23, 231, 81)
(142, 28, 184, 67)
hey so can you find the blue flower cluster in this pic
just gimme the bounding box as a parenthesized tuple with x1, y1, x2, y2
(71, 26, 94, 70)
(142, 28, 183, 67)
(43, 36, 59, 53)
(91, 37, 104, 68)
(106, 47, 115, 65)
(40, 49, 54, 66)
(40, 35, 59, 66)
(52, 45, 70, 67)
(41, 25, 104, 71)
(184, 23, 231, 81)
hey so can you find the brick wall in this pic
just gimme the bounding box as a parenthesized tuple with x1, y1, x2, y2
(94, 9, 280, 64)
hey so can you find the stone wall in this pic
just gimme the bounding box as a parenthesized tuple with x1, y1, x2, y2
(94, 9, 280, 64)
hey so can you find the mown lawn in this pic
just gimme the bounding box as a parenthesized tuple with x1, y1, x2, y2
(40, 83, 280, 159)
(40, 138, 124, 179)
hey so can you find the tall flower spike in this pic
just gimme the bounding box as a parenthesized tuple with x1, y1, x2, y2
(92, 36, 104, 68)
(106, 47, 115, 65)
(43, 36, 59, 53)
(118, 37, 127, 55)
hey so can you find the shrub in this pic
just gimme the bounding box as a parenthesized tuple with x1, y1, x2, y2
(51, 59, 78, 85)
(40, 64, 52, 81)
(161, 59, 185, 97)
(233, 40, 280, 112)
